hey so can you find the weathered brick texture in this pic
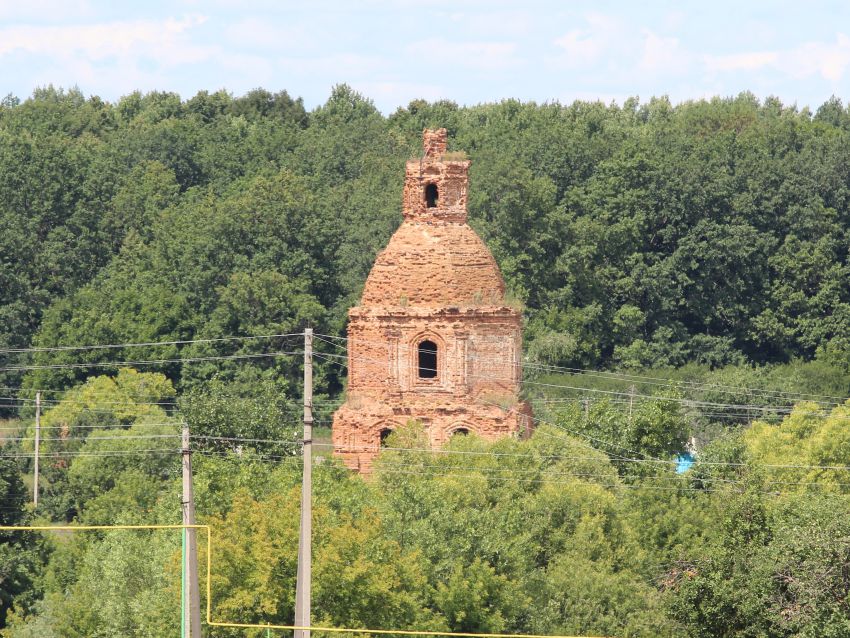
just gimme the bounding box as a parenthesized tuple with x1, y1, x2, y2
(332, 129, 532, 472)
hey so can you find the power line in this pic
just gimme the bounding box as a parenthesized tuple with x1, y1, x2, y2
(1, 434, 181, 443)
(8, 327, 843, 409)
(3, 327, 846, 406)
(0, 404, 176, 416)
(6, 423, 844, 476)
(2, 332, 844, 476)
(313, 350, 660, 462)
(371, 466, 850, 494)
(321, 340, 849, 421)
(311, 442, 850, 472)
(61, 432, 834, 494)
(0, 449, 180, 459)
(193, 450, 305, 464)
(0, 422, 179, 432)
(191, 435, 302, 445)
(532, 397, 798, 421)
(520, 361, 849, 404)
(0, 350, 303, 373)
(374, 459, 850, 489)
(313, 351, 850, 473)
(313, 332, 849, 405)
(0, 385, 179, 398)
(0, 332, 304, 355)
(367, 466, 742, 494)
(328, 331, 848, 404)
(370, 458, 708, 484)
(0, 394, 177, 407)
(7, 394, 338, 408)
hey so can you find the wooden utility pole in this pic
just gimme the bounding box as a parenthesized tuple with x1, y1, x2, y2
(182, 422, 202, 637)
(33, 392, 40, 508)
(295, 328, 313, 638)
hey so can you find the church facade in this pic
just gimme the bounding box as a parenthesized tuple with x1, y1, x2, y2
(332, 129, 532, 472)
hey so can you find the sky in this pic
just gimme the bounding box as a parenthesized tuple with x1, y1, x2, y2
(1, 0, 850, 113)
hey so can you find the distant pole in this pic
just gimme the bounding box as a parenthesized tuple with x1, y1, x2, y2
(295, 328, 313, 638)
(182, 422, 202, 637)
(33, 392, 40, 508)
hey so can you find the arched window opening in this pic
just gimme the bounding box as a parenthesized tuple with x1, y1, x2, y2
(451, 428, 470, 437)
(425, 183, 438, 208)
(418, 340, 438, 379)
(379, 428, 393, 447)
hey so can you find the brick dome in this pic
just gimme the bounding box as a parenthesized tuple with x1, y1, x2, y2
(360, 220, 506, 308)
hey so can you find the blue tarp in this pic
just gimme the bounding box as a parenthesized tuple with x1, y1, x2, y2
(676, 452, 695, 473)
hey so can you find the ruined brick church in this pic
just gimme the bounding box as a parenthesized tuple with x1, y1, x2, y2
(332, 129, 532, 472)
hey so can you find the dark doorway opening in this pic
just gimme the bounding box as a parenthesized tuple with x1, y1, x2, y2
(418, 340, 438, 378)
(425, 183, 438, 208)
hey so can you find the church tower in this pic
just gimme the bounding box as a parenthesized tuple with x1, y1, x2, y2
(332, 129, 532, 472)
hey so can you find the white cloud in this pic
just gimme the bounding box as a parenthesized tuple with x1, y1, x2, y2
(704, 51, 778, 73)
(278, 52, 388, 76)
(551, 12, 850, 95)
(782, 34, 850, 82)
(406, 38, 520, 71)
(702, 34, 850, 85)
(553, 29, 604, 66)
(0, 14, 220, 100)
(639, 30, 691, 75)
(552, 13, 621, 68)
(0, 0, 95, 21)
(451, 10, 533, 38)
(551, 16, 692, 77)
(224, 17, 312, 52)
(0, 15, 214, 66)
(219, 53, 276, 90)
(662, 10, 686, 31)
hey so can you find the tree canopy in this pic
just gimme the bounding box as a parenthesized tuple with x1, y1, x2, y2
(1, 87, 849, 403)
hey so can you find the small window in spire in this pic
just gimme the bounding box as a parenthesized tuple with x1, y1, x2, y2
(425, 183, 438, 208)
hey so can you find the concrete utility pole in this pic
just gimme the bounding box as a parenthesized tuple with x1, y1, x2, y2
(182, 422, 202, 637)
(295, 328, 313, 638)
(33, 392, 40, 508)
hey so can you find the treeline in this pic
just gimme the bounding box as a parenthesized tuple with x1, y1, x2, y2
(2, 86, 850, 403)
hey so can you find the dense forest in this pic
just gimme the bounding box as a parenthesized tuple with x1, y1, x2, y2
(2, 85, 850, 394)
(0, 86, 849, 636)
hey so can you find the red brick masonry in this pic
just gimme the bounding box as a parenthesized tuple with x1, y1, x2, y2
(332, 129, 532, 472)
